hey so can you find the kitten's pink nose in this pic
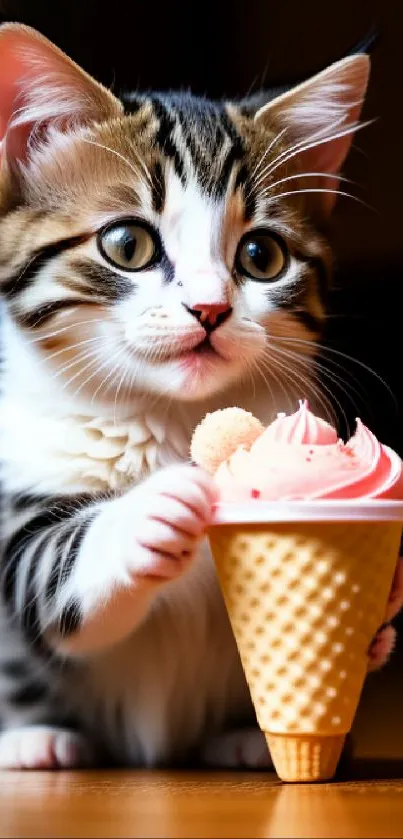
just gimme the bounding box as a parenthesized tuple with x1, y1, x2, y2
(184, 303, 232, 331)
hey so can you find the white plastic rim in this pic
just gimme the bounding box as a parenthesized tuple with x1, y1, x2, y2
(211, 500, 403, 525)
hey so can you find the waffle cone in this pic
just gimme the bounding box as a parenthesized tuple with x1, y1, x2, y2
(208, 520, 402, 782)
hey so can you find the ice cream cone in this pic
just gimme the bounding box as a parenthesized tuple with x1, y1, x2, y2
(192, 401, 403, 780)
(208, 506, 403, 782)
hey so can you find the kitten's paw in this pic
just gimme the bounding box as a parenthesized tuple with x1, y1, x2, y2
(0, 726, 93, 769)
(368, 624, 396, 671)
(201, 728, 272, 769)
(128, 464, 216, 580)
(367, 557, 403, 671)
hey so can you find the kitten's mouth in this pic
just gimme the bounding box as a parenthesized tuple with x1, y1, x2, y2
(192, 337, 217, 355)
(177, 336, 222, 364)
(160, 336, 222, 362)
(135, 334, 227, 365)
(170, 335, 226, 370)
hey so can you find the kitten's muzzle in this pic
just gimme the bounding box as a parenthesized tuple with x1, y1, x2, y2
(183, 303, 233, 334)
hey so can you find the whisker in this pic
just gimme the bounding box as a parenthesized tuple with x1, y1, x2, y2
(316, 357, 368, 408)
(81, 138, 152, 186)
(256, 118, 347, 182)
(267, 344, 349, 432)
(41, 336, 104, 364)
(261, 119, 373, 183)
(65, 356, 110, 402)
(68, 344, 125, 403)
(249, 127, 289, 183)
(247, 354, 277, 410)
(273, 335, 398, 413)
(257, 172, 357, 192)
(261, 341, 334, 415)
(56, 345, 109, 393)
(260, 348, 309, 404)
(260, 344, 296, 413)
(252, 169, 354, 194)
(90, 346, 129, 405)
(113, 356, 134, 425)
(259, 187, 371, 211)
(271, 341, 367, 409)
(273, 359, 337, 427)
(27, 319, 107, 344)
(248, 359, 257, 401)
(47, 347, 104, 383)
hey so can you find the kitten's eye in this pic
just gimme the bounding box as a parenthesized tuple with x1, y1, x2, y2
(98, 221, 159, 271)
(236, 231, 287, 281)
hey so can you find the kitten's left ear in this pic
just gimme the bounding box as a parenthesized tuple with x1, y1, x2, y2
(0, 23, 123, 173)
(254, 55, 370, 213)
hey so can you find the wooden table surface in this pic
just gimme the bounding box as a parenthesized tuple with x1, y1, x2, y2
(1, 770, 403, 839)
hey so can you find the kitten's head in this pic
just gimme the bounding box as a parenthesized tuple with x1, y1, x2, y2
(0, 24, 369, 404)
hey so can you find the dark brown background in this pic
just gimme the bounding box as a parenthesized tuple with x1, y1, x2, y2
(1, 0, 403, 761)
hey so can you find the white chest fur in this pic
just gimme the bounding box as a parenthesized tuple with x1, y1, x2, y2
(0, 399, 193, 495)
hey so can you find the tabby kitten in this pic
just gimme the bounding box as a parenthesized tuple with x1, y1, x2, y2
(0, 23, 372, 769)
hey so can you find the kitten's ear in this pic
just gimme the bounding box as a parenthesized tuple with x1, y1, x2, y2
(0, 23, 122, 171)
(254, 55, 370, 213)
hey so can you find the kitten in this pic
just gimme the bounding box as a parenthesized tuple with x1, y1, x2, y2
(0, 23, 373, 769)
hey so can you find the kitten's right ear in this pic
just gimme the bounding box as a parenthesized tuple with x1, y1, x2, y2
(254, 55, 370, 214)
(0, 23, 122, 172)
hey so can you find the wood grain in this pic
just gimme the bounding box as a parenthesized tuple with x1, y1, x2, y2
(1, 770, 403, 838)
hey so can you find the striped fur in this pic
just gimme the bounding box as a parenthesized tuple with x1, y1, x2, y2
(0, 24, 369, 768)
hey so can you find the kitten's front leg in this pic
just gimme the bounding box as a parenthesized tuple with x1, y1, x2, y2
(58, 464, 216, 655)
(3, 465, 215, 657)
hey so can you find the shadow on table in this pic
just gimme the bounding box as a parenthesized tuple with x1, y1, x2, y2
(338, 759, 403, 781)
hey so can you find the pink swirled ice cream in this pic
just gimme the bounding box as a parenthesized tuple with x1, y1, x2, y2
(192, 401, 403, 502)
